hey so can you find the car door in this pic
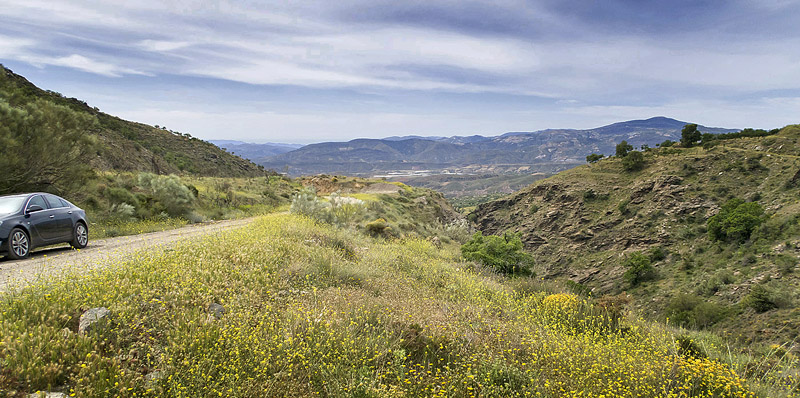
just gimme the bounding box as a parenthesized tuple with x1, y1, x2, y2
(44, 194, 73, 240)
(24, 195, 60, 243)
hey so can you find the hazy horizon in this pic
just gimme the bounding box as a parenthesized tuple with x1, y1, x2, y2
(2, 1, 798, 144)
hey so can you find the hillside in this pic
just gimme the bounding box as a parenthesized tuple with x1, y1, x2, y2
(0, 65, 265, 177)
(259, 117, 737, 176)
(472, 125, 800, 346)
(3, 213, 794, 397)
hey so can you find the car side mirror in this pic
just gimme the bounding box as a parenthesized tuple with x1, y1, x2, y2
(26, 204, 44, 214)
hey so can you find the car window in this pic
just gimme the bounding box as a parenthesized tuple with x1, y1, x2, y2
(27, 195, 48, 210)
(44, 194, 66, 208)
(60, 198, 71, 207)
(0, 196, 27, 215)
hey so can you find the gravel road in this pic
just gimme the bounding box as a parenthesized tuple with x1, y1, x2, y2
(0, 217, 255, 291)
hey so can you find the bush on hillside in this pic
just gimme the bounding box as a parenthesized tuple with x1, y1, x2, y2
(105, 186, 139, 208)
(328, 193, 366, 227)
(365, 218, 392, 237)
(657, 139, 675, 148)
(137, 173, 195, 217)
(0, 98, 98, 194)
(622, 252, 656, 286)
(680, 124, 701, 147)
(291, 189, 368, 227)
(290, 188, 329, 221)
(615, 141, 633, 157)
(437, 219, 473, 244)
(665, 294, 728, 329)
(461, 231, 535, 275)
(745, 285, 777, 313)
(586, 153, 604, 163)
(622, 151, 645, 171)
(648, 246, 667, 262)
(707, 198, 765, 243)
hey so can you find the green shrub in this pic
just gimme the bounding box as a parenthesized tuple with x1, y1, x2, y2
(648, 247, 667, 262)
(666, 294, 727, 329)
(328, 193, 366, 227)
(775, 253, 797, 275)
(105, 186, 139, 207)
(108, 203, 136, 221)
(365, 218, 392, 237)
(615, 141, 633, 157)
(461, 232, 535, 275)
(622, 151, 645, 171)
(680, 124, 701, 147)
(695, 270, 734, 297)
(707, 198, 765, 242)
(586, 153, 604, 163)
(137, 173, 195, 217)
(290, 188, 333, 223)
(658, 140, 675, 148)
(745, 285, 777, 313)
(0, 99, 98, 194)
(676, 336, 708, 359)
(622, 252, 656, 286)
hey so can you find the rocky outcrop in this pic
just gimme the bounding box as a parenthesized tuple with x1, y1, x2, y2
(79, 307, 111, 335)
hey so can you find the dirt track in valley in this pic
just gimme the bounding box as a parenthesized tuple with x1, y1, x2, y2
(0, 217, 256, 291)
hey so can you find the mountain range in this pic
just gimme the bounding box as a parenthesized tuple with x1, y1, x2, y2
(257, 117, 738, 176)
(209, 140, 303, 159)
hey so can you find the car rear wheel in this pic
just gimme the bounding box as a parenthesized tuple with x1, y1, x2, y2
(7, 228, 30, 260)
(71, 222, 89, 249)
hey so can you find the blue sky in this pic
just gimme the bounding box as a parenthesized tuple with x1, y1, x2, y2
(1, 0, 799, 144)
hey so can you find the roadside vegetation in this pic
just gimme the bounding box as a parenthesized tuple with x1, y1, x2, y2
(3, 213, 795, 397)
(83, 173, 297, 239)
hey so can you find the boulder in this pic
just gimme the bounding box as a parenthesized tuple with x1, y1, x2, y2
(208, 303, 226, 320)
(28, 392, 66, 398)
(79, 307, 111, 335)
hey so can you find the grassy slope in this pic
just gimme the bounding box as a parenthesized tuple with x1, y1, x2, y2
(86, 174, 299, 240)
(3, 213, 792, 397)
(298, 176, 464, 240)
(472, 125, 800, 347)
(0, 65, 265, 177)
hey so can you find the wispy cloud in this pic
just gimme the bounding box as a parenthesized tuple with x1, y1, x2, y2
(1, 0, 798, 141)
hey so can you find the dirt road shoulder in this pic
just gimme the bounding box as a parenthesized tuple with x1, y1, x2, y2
(0, 217, 256, 291)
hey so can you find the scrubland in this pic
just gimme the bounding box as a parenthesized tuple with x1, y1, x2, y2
(2, 213, 795, 397)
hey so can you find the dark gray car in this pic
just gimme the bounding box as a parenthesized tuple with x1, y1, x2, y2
(0, 193, 89, 260)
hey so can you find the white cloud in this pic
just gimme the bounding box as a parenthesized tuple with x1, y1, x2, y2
(0, 35, 36, 57)
(138, 40, 192, 52)
(48, 54, 147, 77)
